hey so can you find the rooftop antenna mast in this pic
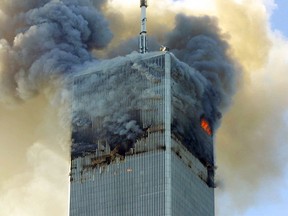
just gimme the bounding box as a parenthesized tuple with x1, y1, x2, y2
(139, 0, 148, 54)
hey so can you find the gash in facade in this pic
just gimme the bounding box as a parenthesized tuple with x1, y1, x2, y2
(70, 52, 215, 216)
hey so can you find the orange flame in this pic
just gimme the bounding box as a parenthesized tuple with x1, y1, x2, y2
(201, 119, 212, 136)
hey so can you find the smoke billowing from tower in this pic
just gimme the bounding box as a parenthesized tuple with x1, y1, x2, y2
(0, 0, 112, 103)
(0, 0, 238, 134)
(4, 1, 277, 216)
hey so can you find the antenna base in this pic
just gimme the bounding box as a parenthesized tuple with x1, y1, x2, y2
(140, 0, 148, 7)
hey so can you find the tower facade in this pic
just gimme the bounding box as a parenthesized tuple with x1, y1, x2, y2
(69, 52, 215, 216)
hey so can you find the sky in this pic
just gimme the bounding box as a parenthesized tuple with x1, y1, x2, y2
(270, 0, 288, 36)
(0, 0, 288, 215)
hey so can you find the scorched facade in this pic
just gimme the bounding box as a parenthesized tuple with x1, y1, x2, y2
(69, 52, 215, 216)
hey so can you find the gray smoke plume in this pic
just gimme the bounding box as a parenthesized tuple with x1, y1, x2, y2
(106, 36, 161, 58)
(0, 0, 112, 103)
(90, 0, 108, 10)
(166, 14, 239, 116)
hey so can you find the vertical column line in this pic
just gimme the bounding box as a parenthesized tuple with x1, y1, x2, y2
(164, 53, 172, 216)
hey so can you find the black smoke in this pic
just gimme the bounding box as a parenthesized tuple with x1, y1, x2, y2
(0, 0, 112, 102)
(166, 14, 238, 120)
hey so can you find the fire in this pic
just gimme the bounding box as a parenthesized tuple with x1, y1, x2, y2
(201, 118, 212, 136)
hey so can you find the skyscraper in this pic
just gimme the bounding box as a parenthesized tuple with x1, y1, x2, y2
(69, 52, 215, 216)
